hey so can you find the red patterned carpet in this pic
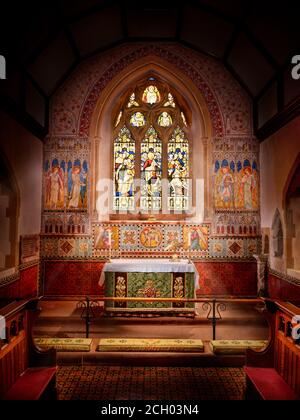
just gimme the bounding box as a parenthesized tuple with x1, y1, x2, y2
(57, 366, 246, 400)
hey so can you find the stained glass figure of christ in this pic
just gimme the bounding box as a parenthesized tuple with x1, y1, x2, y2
(141, 127, 162, 211)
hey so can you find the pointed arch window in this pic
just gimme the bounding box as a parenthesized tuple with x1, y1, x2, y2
(112, 78, 191, 215)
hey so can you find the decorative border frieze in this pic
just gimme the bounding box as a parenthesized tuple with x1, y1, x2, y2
(269, 267, 300, 287)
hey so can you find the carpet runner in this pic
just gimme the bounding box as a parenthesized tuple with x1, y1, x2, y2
(210, 340, 268, 355)
(35, 338, 92, 352)
(97, 338, 204, 352)
(57, 366, 245, 400)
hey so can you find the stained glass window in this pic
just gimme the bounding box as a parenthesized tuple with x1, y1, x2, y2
(181, 112, 187, 127)
(127, 93, 139, 108)
(115, 111, 123, 127)
(164, 93, 176, 108)
(158, 112, 173, 127)
(168, 127, 189, 211)
(113, 81, 191, 215)
(130, 112, 146, 127)
(113, 126, 135, 211)
(141, 127, 162, 211)
(142, 85, 161, 105)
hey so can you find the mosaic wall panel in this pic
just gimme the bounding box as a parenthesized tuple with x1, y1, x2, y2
(92, 223, 210, 259)
(40, 223, 260, 260)
(213, 213, 260, 236)
(43, 213, 89, 235)
(41, 236, 93, 259)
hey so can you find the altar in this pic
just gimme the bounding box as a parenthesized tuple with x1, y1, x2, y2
(99, 259, 199, 316)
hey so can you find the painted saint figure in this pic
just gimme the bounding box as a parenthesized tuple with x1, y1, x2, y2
(236, 160, 258, 210)
(215, 160, 235, 209)
(188, 227, 208, 251)
(45, 159, 64, 209)
(68, 160, 88, 209)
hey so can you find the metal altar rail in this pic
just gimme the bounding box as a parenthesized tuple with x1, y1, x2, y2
(77, 297, 264, 340)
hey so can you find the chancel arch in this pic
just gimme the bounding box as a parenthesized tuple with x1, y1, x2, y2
(272, 209, 284, 259)
(43, 44, 259, 293)
(88, 57, 214, 222)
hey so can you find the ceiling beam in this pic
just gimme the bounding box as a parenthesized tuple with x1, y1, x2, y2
(188, 0, 238, 25)
(66, 0, 120, 24)
(243, 27, 281, 71)
(222, 4, 250, 63)
(255, 96, 300, 141)
(224, 61, 254, 99)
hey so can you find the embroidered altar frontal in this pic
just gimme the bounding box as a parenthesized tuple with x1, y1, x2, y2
(104, 271, 195, 315)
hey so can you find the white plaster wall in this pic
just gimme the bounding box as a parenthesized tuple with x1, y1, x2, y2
(260, 116, 300, 273)
(0, 110, 43, 236)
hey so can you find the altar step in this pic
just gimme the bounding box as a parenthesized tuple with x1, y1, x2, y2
(55, 341, 246, 368)
(57, 351, 245, 368)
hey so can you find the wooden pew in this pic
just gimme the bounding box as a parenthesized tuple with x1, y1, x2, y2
(244, 300, 300, 400)
(0, 299, 57, 400)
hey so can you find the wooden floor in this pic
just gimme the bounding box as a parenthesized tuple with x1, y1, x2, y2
(34, 300, 269, 367)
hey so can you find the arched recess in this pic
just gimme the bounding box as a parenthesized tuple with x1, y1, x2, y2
(284, 153, 300, 278)
(272, 209, 284, 259)
(88, 55, 214, 222)
(0, 150, 20, 276)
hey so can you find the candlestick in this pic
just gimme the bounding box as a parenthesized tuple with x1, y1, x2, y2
(108, 229, 112, 262)
(188, 230, 192, 264)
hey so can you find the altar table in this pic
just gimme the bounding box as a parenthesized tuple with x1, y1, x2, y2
(99, 259, 199, 316)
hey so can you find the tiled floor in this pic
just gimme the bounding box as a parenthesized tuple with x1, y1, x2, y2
(57, 366, 246, 400)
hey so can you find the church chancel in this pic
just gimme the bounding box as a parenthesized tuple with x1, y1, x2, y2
(100, 259, 198, 316)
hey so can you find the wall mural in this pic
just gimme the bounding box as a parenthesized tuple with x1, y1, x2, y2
(40, 222, 260, 260)
(213, 137, 259, 212)
(44, 158, 65, 210)
(43, 137, 89, 213)
(41, 43, 260, 266)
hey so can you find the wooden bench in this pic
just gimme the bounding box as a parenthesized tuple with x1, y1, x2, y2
(244, 367, 298, 400)
(0, 299, 57, 400)
(244, 300, 300, 400)
(4, 367, 57, 400)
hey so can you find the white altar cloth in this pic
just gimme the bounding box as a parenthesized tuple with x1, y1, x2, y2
(99, 259, 199, 290)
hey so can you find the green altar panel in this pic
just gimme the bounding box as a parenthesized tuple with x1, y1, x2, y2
(104, 272, 195, 315)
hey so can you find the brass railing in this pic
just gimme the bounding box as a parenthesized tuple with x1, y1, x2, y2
(77, 296, 264, 339)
